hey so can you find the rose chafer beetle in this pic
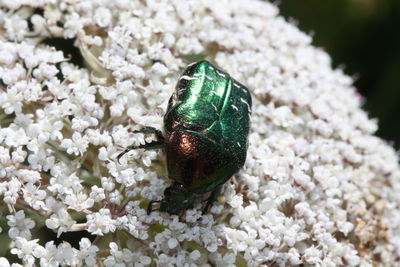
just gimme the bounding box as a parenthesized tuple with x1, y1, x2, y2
(118, 60, 252, 214)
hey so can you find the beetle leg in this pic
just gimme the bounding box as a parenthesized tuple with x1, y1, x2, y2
(147, 200, 161, 215)
(202, 185, 222, 214)
(134, 126, 164, 141)
(117, 140, 165, 163)
(117, 127, 165, 163)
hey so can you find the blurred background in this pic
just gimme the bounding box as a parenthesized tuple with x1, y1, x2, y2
(279, 0, 400, 149)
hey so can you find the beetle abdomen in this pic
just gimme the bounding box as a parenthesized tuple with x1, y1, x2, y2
(165, 127, 237, 193)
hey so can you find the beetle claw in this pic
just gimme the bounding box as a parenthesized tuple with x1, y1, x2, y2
(202, 202, 211, 214)
(117, 148, 131, 164)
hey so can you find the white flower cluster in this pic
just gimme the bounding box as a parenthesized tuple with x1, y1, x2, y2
(0, 0, 399, 266)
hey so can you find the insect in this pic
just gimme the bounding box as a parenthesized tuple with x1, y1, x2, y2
(118, 60, 252, 214)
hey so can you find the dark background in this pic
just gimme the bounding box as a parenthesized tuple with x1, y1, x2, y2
(279, 0, 400, 149)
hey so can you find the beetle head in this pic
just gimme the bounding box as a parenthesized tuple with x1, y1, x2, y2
(147, 183, 195, 214)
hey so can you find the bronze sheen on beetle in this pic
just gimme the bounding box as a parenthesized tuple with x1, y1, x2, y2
(118, 60, 252, 214)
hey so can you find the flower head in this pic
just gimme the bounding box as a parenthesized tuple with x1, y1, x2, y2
(0, 0, 399, 266)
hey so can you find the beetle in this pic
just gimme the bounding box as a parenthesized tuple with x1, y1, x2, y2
(118, 60, 252, 214)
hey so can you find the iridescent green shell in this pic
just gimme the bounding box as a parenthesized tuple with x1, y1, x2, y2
(164, 60, 252, 194)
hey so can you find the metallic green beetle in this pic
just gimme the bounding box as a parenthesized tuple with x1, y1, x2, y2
(118, 60, 252, 214)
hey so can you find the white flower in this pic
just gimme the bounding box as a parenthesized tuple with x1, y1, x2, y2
(45, 208, 77, 237)
(0, 61, 26, 85)
(76, 238, 99, 266)
(27, 149, 55, 171)
(94, 7, 112, 27)
(53, 242, 77, 266)
(71, 116, 98, 132)
(15, 169, 41, 183)
(64, 12, 84, 38)
(101, 177, 115, 191)
(0, 146, 10, 164)
(302, 246, 322, 265)
(36, 241, 59, 266)
(64, 192, 94, 212)
(3, 128, 29, 147)
(32, 240, 78, 266)
(0, 0, 399, 266)
(228, 194, 243, 209)
(104, 242, 151, 267)
(19, 79, 43, 101)
(90, 185, 106, 202)
(287, 248, 302, 265)
(30, 14, 47, 34)
(344, 246, 360, 266)
(0, 40, 18, 63)
(22, 183, 46, 210)
(86, 129, 112, 146)
(4, 178, 21, 205)
(4, 15, 27, 41)
(10, 237, 42, 265)
(48, 170, 83, 195)
(33, 63, 59, 80)
(7, 210, 35, 239)
(103, 242, 125, 267)
(86, 209, 116, 236)
(61, 132, 89, 156)
(109, 190, 123, 205)
(11, 147, 27, 164)
(189, 250, 201, 261)
(0, 257, 11, 267)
